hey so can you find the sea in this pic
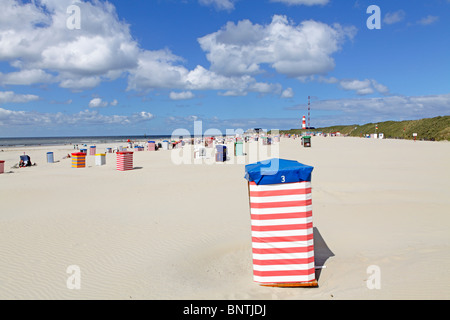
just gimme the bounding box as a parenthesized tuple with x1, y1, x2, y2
(0, 135, 174, 148)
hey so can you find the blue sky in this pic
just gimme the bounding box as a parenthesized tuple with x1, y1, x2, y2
(0, 0, 449, 137)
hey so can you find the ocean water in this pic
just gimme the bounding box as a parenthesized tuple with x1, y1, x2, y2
(0, 135, 173, 147)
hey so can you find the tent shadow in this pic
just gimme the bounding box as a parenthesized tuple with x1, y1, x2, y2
(314, 227, 334, 281)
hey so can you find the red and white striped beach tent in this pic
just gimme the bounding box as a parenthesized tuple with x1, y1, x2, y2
(116, 151, 133, 171)
(244, 158, 317, 287)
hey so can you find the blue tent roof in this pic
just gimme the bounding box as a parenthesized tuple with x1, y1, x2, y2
(244, 158, 313, 185)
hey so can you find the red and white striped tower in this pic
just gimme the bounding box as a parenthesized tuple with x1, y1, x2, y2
(302, 116, 306, 129)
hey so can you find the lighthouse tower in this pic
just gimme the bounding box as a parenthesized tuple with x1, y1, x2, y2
(302, 115, 306, 129)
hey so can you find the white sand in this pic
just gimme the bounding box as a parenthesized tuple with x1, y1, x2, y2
(0, 137, 449, 300)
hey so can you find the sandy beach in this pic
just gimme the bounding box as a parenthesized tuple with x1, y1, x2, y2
(0, 136, 449, 300)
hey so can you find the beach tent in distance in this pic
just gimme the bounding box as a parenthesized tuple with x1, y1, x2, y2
(71, 152, 86, 168)
(162, 140, 170, 150)
(215, 144, 227, 162)
(116, 151, 134, 171)
(235, 141, 244, 156)
(244, 158, 318, 287)
(148, 141, 156, 151)
(301, 136, 311, 147)
(194, 146, 207, 159)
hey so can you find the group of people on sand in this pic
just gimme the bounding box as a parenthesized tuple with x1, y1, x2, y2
(16, 153, 72, 168)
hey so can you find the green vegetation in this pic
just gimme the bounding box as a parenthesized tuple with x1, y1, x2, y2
(278, 116, 450, 141)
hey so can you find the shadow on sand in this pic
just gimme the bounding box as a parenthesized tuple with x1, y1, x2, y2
(314, 227, 334, 281)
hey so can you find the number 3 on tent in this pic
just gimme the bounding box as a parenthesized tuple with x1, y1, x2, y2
(281, 176, 285, 183)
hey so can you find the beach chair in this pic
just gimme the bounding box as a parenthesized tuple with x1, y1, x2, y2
(215, 145, 227, 162)
(194, 146, 207, 159)
(302, 136, 311, 147)
(19, 155, 32, 167)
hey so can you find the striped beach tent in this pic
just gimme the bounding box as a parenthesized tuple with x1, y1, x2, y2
(148, 141, 156, 151)
(71, 152, 86, 168)
(116, 151, 133, 171)
(244, 158, 317, 287)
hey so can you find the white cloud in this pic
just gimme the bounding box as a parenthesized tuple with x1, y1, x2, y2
(383, 10, 406, 25)
(417, 15, 439, 25)
(0, 0, 140, 90)
(339, 79, 374, 95)
(248, 82, 282, 95)
(58, 76, 102, 91)
(0, 108, 42, 126)
(88, 97, 119, 108)
(218, 90, 248, 97)
(127, 51, 284, 96)
(127, 50, 189, 91)
(88, 98, 108, 108)
(281, 87, 294, 98)
(198, 0, 236, 11)
(0, 69, 54, 85)
(0, 107, 154, 127)
(198, 15, 356, 78)
(165, 114, 303, 132)
(166, 115, 201, 125)
(287, 94, 450, 124)
(186, 65, 257, 91)
(371, 80, 389, 95)
(50, 99, 72, 105)
(0, 1, 357, 102)
(317, 76, 339, 84)
(170, 91, 195, 100)
(317, 76, 389, 95)
(0, 91, 40, 104)
(336, 79, 389, 95)
(133, 111, 154, 121)
(270, 0, 329, 6)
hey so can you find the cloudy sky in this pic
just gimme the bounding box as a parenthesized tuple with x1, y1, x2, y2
(0, 0, 449, 137)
